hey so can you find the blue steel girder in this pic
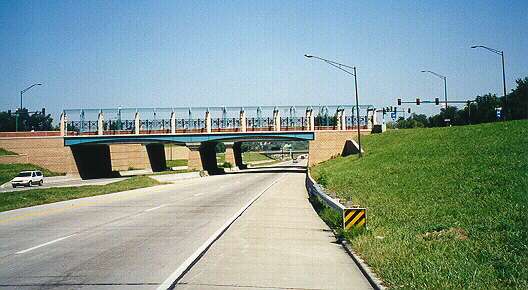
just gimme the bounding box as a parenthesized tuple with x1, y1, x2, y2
(64, 131, 315, 146)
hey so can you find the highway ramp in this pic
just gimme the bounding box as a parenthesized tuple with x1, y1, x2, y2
(0, 164, 370, 289)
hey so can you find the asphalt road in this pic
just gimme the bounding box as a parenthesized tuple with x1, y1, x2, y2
(0, 169, 287, 289)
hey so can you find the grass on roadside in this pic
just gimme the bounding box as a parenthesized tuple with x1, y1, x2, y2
(311, 120, 528, 289)
(166, 159, 188, 167)
(242, 152, 273, 163)
(0, 176, 162, 212)
(0, 148, 17, 156)
(0, 163, 63, 185)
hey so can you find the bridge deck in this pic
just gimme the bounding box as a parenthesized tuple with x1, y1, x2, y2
(63, 131, 316, 146)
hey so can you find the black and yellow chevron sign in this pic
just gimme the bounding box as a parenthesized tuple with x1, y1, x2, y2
(343, 208, 367, 230)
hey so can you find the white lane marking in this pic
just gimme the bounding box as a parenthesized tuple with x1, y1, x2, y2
(157, 175, 285, 290)
(193, 193, 204, 197)
(16, 234, 76, 254)
(145, 205, 166, 212)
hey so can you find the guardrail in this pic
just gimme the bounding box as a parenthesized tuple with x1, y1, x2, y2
(305, 173, 346, 212)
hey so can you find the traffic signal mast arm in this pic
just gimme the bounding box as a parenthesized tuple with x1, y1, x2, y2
(397, 98, 475, 106)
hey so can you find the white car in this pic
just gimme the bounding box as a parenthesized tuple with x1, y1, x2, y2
(11, 171, 44, 188)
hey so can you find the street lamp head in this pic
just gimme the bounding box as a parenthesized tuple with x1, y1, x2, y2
(37, 83, 43, 86)
(420, 70, 427, 73)
(304, 54, 313, 58)
(470, 45, 479, 49)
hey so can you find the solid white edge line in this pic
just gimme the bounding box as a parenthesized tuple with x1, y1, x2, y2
(157, 175, 284, 290)
(145, 205, 166, 212)
(16, 234, 76, 254)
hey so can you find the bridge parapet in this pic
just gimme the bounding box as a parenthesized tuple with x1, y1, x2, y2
(61, 105, 375, 136)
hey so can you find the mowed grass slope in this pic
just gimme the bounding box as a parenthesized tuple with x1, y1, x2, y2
(311, 120, 528, 289)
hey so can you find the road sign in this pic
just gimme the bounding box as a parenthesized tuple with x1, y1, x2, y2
(390, 112, 396, 119)
(343, 208, 367, 230)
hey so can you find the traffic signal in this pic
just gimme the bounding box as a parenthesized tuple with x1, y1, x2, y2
(41, 108, 46, 115)
(397, 98, 402, 106)
(416, 98, 421, 105)
(435, 98, 439, 105)
(393, 107, 397, 113)
(407, 108, 411, 113)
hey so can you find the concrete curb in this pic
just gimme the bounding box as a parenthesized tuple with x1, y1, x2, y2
(333, 229, 386, 290)
(306, 171, 385, 290)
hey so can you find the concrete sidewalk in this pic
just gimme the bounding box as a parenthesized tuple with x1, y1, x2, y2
(177, 172, 372, 290)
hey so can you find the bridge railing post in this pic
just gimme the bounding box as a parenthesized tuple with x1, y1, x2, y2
(240, 109, 246, 132)
(134, 112, 140, 135)
(60, 112, 67, 136)
(273, 108, 281, 132)
(205, 110, 211, 133)
(170, 111, 176, 134)
(367, 109, 374, 130)
(97, 111, 104, 135)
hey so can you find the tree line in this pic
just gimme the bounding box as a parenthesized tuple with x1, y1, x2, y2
(392, 77, 528, 129)
(0, 108, 54, 132)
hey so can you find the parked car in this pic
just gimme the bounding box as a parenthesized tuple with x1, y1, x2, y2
(11, 171, 44, 188)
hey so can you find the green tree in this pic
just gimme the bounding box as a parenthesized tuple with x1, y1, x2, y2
(507, 77, 528, 120)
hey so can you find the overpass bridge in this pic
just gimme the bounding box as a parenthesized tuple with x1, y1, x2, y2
(0, 105, 383, 179)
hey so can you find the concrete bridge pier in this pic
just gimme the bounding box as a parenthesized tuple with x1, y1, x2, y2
(186, 142, 223, 174)
(71, 145, 113, 179)
(224, 142, 236, 168)
(233, 142, 246, 169)
(145, 143, 167, 172)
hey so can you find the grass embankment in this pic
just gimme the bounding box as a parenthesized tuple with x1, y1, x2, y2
(311, 120, 528, 289)
(0, 163, 63, 185)
(166, 159, 188, 167)
(0, 148, 17, 156)
(242, 152, 273, 162)
(0, 176, 162, 212)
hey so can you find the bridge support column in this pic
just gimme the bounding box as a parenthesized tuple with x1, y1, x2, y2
(233, 141, 246, 169)
(71, 145, 113, 179)
(146, 144, 167, 172)
(60, 112, 67, 136)
(97, 112, 104, 135)
(224, 142, 236, 169)
(170, 112, 176, 134)
(134, 112, 140, 134)
(186, 142, 221, 174)
(273, 108, 281, 132)
(186, 143, 203, 171)
(240, 109, 246, 132)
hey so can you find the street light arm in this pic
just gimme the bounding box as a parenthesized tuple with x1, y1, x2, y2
(421, 70, 446, 80)
(305, 54, 356, 71)
(21, 83, 43, 94)
(322, 60, 356, 76)
(471, 45, 503, 55)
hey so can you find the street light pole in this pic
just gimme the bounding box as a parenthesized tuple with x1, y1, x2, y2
(304, 54, 362, 157)
(421, 70, 447, 108)
(17, 83, 43, 131)
(471, 45, 507, 120)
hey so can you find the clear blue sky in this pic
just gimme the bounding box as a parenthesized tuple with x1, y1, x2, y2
(1, 0, 527, 119)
